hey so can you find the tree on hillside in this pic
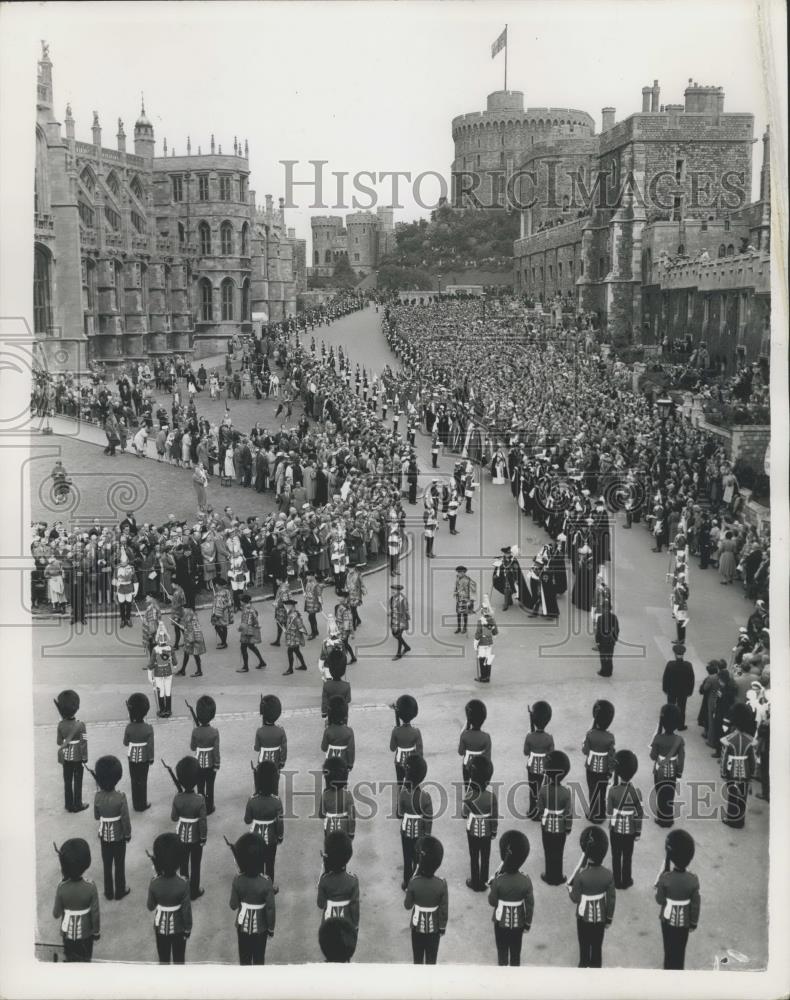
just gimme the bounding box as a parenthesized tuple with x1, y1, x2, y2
(332, 254, 358, 289)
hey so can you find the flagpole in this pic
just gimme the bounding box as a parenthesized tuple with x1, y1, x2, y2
(504, 25, 508, 91)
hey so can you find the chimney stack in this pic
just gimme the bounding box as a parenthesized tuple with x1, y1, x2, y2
(601, 107, 616, 132)
(642, 87, 652, 113)
(651, 80, 660, 112)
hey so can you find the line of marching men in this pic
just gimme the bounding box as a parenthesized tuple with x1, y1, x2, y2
(51, 665, 758, 969)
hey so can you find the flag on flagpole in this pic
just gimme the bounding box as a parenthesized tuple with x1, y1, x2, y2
(491, 26, 507, 59)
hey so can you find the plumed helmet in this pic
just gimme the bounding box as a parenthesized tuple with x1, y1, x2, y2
(155, 622, 171, 644)
(58, 838, 91, 879)
(126, 692, 150, 722)
(196, 695, 216, 724)
(323, 756, 349, 786)
(55, 689, 80, 717)
(469, 755, 494, 787)
(95, 754, 123, 791)
(234, 832, 265, 878)
(404, 754, 427, 785)
(593, 699, 615, 729)
(465, 699, 487, 728)
(580, 824, 609, 865)
(327, 695, 348, 726)
(730, 702, 756, 735)
(666, 829, 695, 869)
(153, 832, 184, 876)
(254, 760, 280, 796)
(660, 703, 681, 733)
(259, 694, 282, 724)
(328, 652, 347, 680)
(613, 749, 638, 782)
(175, 755, 200, 790)
(416, 835, 444, 877)
(530, 700, 552, 729)
(396, 694, 418, 723)
(499, 829, 530, 871)
(323, 830, 353, 871)
(544, 750, 570, 779)
(318, 916, 358, 963)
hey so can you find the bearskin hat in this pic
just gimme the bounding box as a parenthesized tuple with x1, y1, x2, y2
(328, 652, 347, 680)
(666, 829, 695, 869)
(58, 838, 91, 879)
(318, 916, 358, 963)
(196, 695, 216, 725)
(153, 832, 184, 876)
(254, 760, 280, 796)
(469, 755, 494, 787)
(499, 829, 529, 872)
(323, 756, 349, 787)
(416, 835, 444, 877)
(175, 755, 200, 791)
(465, 699, 487, 729)
(323, 830, 353, 872)
(530, 700, 552, 729)
(327, 695, 348, 726)
(544, 750, 570, 779)
(260, 694, 282, 724)
(593, 699, 615, 729)
(95, 754, 122, 791)
(234, 832, 265, 878)
(126, 692, 150, 722)
(396, 694, 418, 723)
(613, 749, 638, 782)
(730, 702, 756, 735)
(660, 703, 681, 733)
(55, 689, 80, 718)
(404, 754, 427, 786)
(580, 825, 609, 865)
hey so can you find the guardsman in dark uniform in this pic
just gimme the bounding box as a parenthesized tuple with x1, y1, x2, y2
(537, 750, 572, 885)
(237, 593, 266, 672)
(459, 699, 492, 789)
(146, 832, 192, 964)
(404, 835, 448, 965)
(662, 642, 695, 730)
(568, 825, 616, 968)
(397, 755, 433, 889)
(524, 701, 554, 821)
(190, 695, 220, 814)
(317, 831, 360, 937)
(720, 702, 758, 828)
(53, 838, 100, 962)
(322, 695, 356, 771)
(320, 758, 356, 840)
(655, 829, 700, 969)
(245, 761, 284, 888)
(254, 694, 287, 770)
(171, 757, 208, 900)
(389, 694, 423, 788)
(487, 830, 534, 966)
(463, 756, 498, 891)
(389, 583, 411, 660)
(55, 689, 89, 812)
(606, 750, 643, 889)
(93, 755, 131, 901)
(321, 656, 351, 721)
(124, 692, 153, 811)
(582, 699, 616, 824)
(649, 704, 685, 828)
(319, 916, 357, 962)
(229, 832, 276, 965)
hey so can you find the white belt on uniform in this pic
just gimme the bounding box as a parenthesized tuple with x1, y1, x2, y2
(463, 749, 485, 767)
(663, 898, 690, 921)
(495, 900, 523, 922)
(578, 892, 605, 918)
(237, 901, 265, 927)
(541, 808, 564, 828)
(395, 744, 417, 763)
(411, 904, 438, 928)
(258, 746, 280, 763)
(99, 814, 121, 836)
(61, 907, 90, 936)
(250, 819, 275, 834)
(127, 741, 147, 759)
(325, 899, 351, 919)
(154, 903, 180, 930)
(326, 744, 347, 758)
(401, 811, 422, 833)
(324, 812, 347, 827)
(586, 750, 608, 768)
(466, 812, 491, 832)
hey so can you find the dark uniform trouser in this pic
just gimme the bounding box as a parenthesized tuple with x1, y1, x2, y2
(411, 929, 440, 964)
(542, 829, 567, 884)
(527, 772, 542, 819)
(180, 843, 203, 897)
(196, 768, 216, 812)
(401, 833, 418, 884)
(100, 840, 126, 898)
(722, 780, 747, 827)
(609, 830, 635, 887)
(63, 937, 94, 962)
(62, 761, 84, 810)
(667, 692, 688, 727)
(653, 777, 677, 826)
(129, 761, 150, 810)
(494, 925, 524, 966)
(155, 932, 186, 964)
(308, 612, 319, 635)
(585, 768, 609, 823)
(237, 928, 268, 965)
(261, 843, 277, 883)
(467, 833, 491, 887)
(576, 918, 606, 967)
(661, 921, 689, 969)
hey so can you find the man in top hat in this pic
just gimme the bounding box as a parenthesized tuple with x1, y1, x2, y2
(52, 838, 100, 962)
(453, 566, 476, 635)
(655, 829, 700, 969)
(55, 689, 89, 812)
(568, 825, 616, 968)
(661, 643, 695, 730)
(390, 584, 411, 660)
(93, 755, 132, 901)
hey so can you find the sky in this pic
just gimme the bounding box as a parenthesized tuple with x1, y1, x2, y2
(2, 0, 780, 254)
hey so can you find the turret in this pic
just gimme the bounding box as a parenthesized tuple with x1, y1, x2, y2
(37, 41, 53, 110)
(117, 117, 126, 153)
(92, 111, 101, 148)
(641, 87, 652, 113)
(133, 95, 155, 163)
(651, 80, 660, 113)
(601, 107, 615, 132)
(64, 103, 75, 140)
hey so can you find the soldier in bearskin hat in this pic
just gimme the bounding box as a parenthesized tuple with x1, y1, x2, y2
(321, 655, 351, 721)
(318, 916, 358, 963)
(606, 750, 643, 889)
(229, 832, 276, 965)
(254, 694, 288, 770)
(123, 692, 154, 811)
(52, 838, 100, 962)
(458, 699, 492, 790)
(567, 825, 616, 967)
(92, 755, 131, 901)
(317, 831, 360, 934)
(245, 760, 284, 887)
(190, 695, 220, 814)
(524, 701, 554, 820)
(404, 835, 448, 965)
(389, 694, 423, 788)
(463, 756, 499, 891)
(582, 699, 616, 824)
(55, 689, 89, 812)
(320, 757, 356, 840)
(397, 754, 433, 890)
(171, 756, 207, 900)
(487, 830, 534, 966)
(655, 829, 700, 969)
(322, 695, 356, 770)
(537, 750, 572, 885)
(146, 832, 191, 964)
(720, 702, 758, 828)
(649, 704, 685, 827)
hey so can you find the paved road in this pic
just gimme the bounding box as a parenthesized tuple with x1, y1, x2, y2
(32, 305, 767, 968)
